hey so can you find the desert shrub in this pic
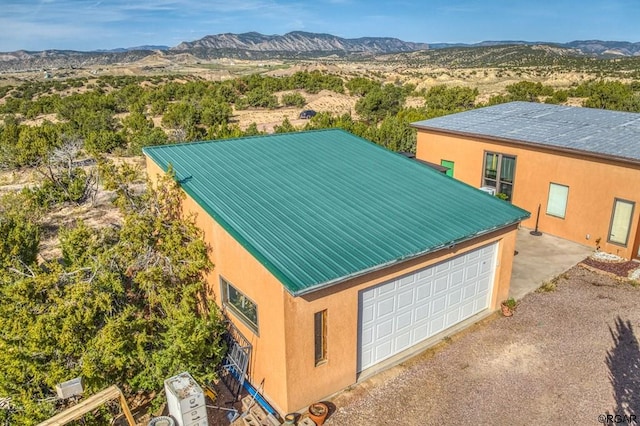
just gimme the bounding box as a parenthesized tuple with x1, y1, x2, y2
(355, 84, 406, 122)
(346, 77, 381, 96)
(244, 88, 279, 109)
(0, 192, 40, 269)
(281, 92, 307, 108)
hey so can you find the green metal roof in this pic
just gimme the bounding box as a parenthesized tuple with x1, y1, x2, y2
(143, 129, 529, 296)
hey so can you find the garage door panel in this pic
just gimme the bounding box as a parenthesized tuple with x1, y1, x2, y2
(434, 277, 449, 294)
(377, 297, 396, 317)
(358, 242, 497, 371)
(396, 311, 413, 331)
(435, 262, 450, 273)
(413, 323, 429, 342)
(474, 297, 488, 312)
(446, 309, 461, 327)
(376, 319, 394, 339)
(461, 300, 476, 318)
(463, 284, 477, 300)
(360, 350, 373, 368)
(452, 256, 466, 267)
(416, 282, 432, 301)
(465, 263, 479, 280)
(431, 316, 445, 334)
(480, 259, 493, 274)
(481, 245, 495, 256)
(450, 269, 464, 287)
(395, 331, 411, 351)
(361, 328, 374, 346)
(448, 288, 462, 306)
(397, 289, 415, 309)
(362, 305, 375, 324)
(477, 276, 491, 293)
(418, 268, 434, 280)
(432, 295, 447, 314)
(415, 304, 430, 321)
(377, 281, 397, 295)
(362, 289, 375, 302)
(399, 275, 416, 287)
(466, 249, 481, 260)
(375, 341, 393, 360)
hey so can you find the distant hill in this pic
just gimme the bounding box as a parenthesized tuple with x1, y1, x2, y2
(426, 40, 640, 56)
(96, 45, 170, 53)
(172, 31, 430, 54)
(0, 32, 639, 72)
(562, 40, 640, 56)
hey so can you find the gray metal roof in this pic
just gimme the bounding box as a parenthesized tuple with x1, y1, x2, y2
(412, 101, 640, 163)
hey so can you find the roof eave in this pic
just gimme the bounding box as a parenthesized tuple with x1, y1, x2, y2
(291, 216, 528, 297)
(410, 124, 640, 167)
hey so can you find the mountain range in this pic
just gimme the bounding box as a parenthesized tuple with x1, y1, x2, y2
(0, 31, 639, 72)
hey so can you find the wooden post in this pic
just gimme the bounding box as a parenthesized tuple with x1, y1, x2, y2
(37, 385, 135, 426)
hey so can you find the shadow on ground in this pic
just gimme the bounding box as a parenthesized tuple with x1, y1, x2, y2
(606, 317, 640, 423)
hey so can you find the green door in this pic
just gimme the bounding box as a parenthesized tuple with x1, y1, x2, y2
(441, 160, 454, 177)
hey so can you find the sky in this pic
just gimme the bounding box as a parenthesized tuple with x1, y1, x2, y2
(1, 0, 639, 52)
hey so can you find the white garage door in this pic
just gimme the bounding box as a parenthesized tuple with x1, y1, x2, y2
(358, 242, 497, 372)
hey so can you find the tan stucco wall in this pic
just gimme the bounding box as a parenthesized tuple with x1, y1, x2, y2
(416, 130, 640, 260)
(145, 156, 519, 414)
(145, 158, 290, 414)
(280, 224, 517, 412)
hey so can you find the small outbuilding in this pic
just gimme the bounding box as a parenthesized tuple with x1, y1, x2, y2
(143, 129, 528, 415)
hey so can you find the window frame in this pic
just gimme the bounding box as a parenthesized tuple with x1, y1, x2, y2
(546, 182, 569, 219)
(220, 276, 259, 335)
(482, 151, 517, 202)
(608, 198, 635, 247)
(314, 310, 327, 366)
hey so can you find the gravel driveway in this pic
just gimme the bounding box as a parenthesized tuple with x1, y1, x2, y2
(326, 266, 640, 425)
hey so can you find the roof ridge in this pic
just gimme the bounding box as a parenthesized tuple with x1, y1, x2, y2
(142, 128, 347, 153)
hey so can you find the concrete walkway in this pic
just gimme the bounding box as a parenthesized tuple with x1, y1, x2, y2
(509, 227, 593, 300)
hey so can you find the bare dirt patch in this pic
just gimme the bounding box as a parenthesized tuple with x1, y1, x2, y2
(326, 266, 640, 425)
(233, 89, 358, 132)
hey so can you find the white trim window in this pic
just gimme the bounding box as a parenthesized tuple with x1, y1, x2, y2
(221, 277, 259, 334)
(546, 183, 569, 219)
(608, 198, 635, 246)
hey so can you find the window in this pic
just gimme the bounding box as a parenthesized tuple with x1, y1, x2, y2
(546, 183, 569, 219)
(608, 199, 635, 246)
(221, 277, 258, 334)
(314, 310, 327, 365)
(440, 160, 454, 177)
(483, 152, 516, 201)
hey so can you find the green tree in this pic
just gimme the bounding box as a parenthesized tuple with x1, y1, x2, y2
(244, 88, 279, 109)
(0, 165, 226, 424)
(424, 85, 478, 112)
(346, 77, 381, 97)
(162, 101, 200, 129)
(576, 80, 640, 112)
(355, 84, 406, 123)
(274, 117, 297, 133)
(281, 92, 307, 108)
(0, 192, 40, 269)
(505, 81, 553, 102)
(200, 98, 232, 126)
